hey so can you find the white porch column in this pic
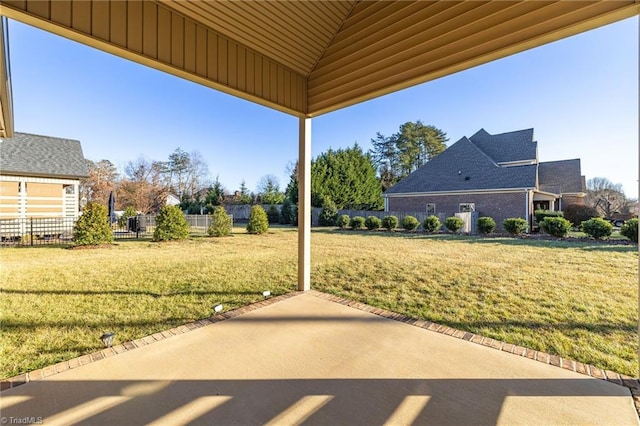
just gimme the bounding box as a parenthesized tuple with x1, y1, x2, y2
(298, 116, 311, 291)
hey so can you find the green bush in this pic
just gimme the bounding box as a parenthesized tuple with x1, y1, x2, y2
(620, 218, 638, 243)
(477, 216, 496, 235)
(267, 205, 280, 224)
(350, 216, 365, 230)
(336, 214, 350, 229)
(401, 215, 420, 231)
(534, 209, 563, 223)
(503, 218, 528, 235)
(365, 216, 382, 230)
(153, 205, 190, 241)
(279, 199, 293, 224)
(117, 206, 137, 228)
(291, 205, 298, 227)
(422, 215, 441, 233)
(563, 204, 599, 227)
(580, 217, 613, 240)
(318, 199, 338, 226)
(247, 205, 269, 234)
(73, 202, 114, 246)
(444, 216, 464, 233)
(208, 206, 232, 237)
(539, 217, 571, 238)
(381, 215, 398, 231)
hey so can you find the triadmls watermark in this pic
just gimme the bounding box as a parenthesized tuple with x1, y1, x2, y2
(1, 417, 44, 425)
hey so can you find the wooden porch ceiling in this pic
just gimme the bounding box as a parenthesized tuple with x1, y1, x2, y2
(0, 0, 638, 137)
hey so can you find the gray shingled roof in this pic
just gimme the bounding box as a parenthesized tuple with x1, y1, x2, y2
(385, 136, 537, 194)
(469, 128, 537, 163)
(538, 159, 584, 194)
(0, 132, 88, 178)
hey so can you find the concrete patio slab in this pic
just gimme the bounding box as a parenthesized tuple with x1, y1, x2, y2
(1, 291, 637, 425)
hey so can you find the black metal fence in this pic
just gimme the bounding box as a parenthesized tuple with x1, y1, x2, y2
(0, 214, 232, 247)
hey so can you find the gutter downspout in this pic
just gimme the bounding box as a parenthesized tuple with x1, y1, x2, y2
(525, 190, 530, 233)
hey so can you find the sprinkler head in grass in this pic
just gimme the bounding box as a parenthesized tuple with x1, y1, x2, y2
(263, 290, 271, 299)
(213, 304, 223, 314)
(100, 332, 115, 348)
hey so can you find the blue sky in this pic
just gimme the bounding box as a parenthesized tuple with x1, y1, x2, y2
(5, 16, 638, 197)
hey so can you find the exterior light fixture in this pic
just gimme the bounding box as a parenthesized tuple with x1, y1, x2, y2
(100, 332, 115, 348)
(213, 304, 223, 314)
(263, 291, 271, 298)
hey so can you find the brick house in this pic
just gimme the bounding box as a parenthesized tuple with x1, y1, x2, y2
(383, 128, 585, 230)
(0, 132, 88, 220)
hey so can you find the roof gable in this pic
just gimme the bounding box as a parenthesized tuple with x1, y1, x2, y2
(469, 128, 537, 164)
(538, 159, 584, 194)
(385, 136, 536, 194)
(0, 132, 88, 179)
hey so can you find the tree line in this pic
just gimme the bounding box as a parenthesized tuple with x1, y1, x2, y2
(81, 120, 634, 218)
(81, 120, 449, 214)
(80, 148, 285, 214)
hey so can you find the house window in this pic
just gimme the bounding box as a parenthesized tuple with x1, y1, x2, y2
(426, 203, 436, 214)
(64, 185, 75, 195)
(459, 203, 475, 212)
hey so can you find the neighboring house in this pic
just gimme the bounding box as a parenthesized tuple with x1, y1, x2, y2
(165, 193, 181, 207)
(383, 128, 586, 230)
(0, 132, 88, 220)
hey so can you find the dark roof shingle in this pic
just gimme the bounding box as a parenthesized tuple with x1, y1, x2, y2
(538, 159, 584, 194)
(0, 132, 88, 178)
(469, 128, 537, 163)
(385, 136, 537, 194)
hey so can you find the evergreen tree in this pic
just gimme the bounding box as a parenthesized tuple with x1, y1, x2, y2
(204, 176, 226, 212)
(256, 175, 285, 205)
(370, 121, 448, 189)
(285, 162, 299, 204)
(247, 205, 269, 234)
(73, 202, 114, 246)
(235, 180, 253, 205)
(311, 144, 382, 210)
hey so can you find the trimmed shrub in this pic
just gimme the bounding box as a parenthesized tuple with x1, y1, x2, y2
(267, 205, 280, 224)
(208, 206, 232, 237)
(401, 215, 420, 231)
(153, 205, 190, 241)
(422, 215, 441, 233)
(247, 205, 269, 234)
(279, 199, 293, 224)
(563, 204, 599, 227)
(350, 216, 365, 230)
(117, 205, 137, 228)
(318, 199, 338, 226)
(365, 215, 382, 230)
(539, 217, 571, 238)
(381, 215, 398, 231)
(534, 209, 563, 223)
(580, 217, 613, 240)
(336, 214, 351, 229)
(621, 218, 638, 243)
(477, 216, 496, 235)
(74, 202, 114, 246)
(503, 218, 528, 235)
(444, 216, 464, 233)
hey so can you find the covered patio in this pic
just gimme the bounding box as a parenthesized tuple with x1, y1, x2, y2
(1, 291, 638, 424)
(0, 0, 639, 423)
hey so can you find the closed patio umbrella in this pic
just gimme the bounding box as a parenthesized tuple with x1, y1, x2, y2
(108, 191, 116, 224)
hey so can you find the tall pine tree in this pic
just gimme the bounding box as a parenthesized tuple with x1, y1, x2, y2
(370, 121, 448, 190)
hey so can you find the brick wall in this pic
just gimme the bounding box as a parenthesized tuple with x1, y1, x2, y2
(387, 192, 528, 230)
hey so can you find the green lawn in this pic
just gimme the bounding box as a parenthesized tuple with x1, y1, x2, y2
(0, 227, 637, 378)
